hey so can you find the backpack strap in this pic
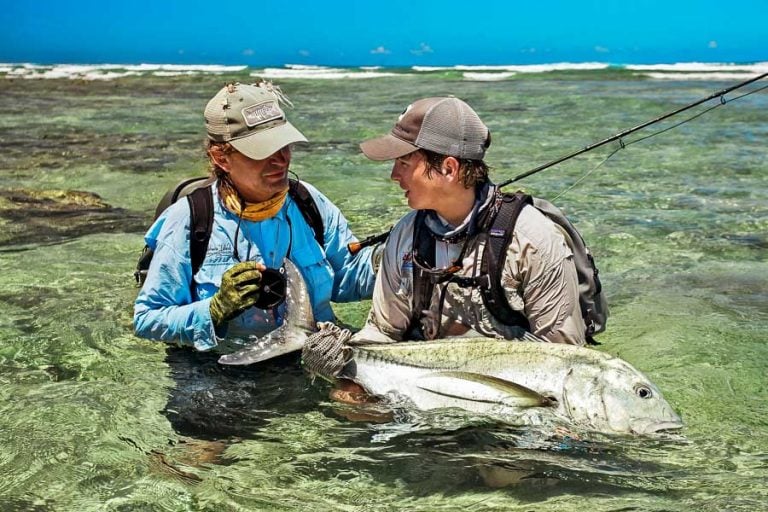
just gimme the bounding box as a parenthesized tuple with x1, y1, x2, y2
(155, 176, 214, 219)
(406, 210, 435, 340)
(186, 185, 214, 279)
(288, 178, 324, 247)
(134, 176, 214, 286)
(479, 191, 533, 330)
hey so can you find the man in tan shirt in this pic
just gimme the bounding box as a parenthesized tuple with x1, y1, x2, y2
(354, 97, 588, 345)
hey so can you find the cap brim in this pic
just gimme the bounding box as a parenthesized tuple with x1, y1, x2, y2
(230, 121, 308, 160)
(360, 134, 419, 161)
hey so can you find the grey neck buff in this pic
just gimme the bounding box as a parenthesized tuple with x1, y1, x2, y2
(423, 182, 496, 243)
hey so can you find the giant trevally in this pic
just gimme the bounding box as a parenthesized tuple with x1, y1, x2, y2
(340, 338, 683, 435)
(219, 259, 683, 436)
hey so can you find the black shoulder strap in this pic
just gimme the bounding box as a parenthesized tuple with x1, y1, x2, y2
(479, 192, 533, 330)
(156, 176, 213, 219)
(135, 176, 214, 287)
(186, 185, 214, 278)
(406, 210, 436, 340)
(288, 178, 324, 247)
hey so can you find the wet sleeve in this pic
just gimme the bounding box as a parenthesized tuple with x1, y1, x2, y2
(133, 205, 219, 351)
(508, 209, 586, 345)
(305, 185, 377, 302)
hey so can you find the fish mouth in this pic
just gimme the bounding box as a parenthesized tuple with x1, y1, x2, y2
(631, 419, 684, 435)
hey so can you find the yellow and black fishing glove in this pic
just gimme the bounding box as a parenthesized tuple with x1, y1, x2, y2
(209, 261, 262, 326)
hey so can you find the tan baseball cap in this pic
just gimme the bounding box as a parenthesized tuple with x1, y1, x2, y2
(360, 97, 490, 161)
(204, 82, 307, 160)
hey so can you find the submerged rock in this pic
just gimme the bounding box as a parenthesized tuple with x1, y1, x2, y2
(0, 188, 146, 248)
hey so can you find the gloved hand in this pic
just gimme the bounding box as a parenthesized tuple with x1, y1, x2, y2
(209, 261, 263, 326)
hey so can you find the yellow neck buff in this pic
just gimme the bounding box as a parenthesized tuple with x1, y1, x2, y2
(218, 177, 289, 221)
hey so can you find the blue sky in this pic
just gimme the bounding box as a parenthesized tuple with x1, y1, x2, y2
(2, 0, 766, 66)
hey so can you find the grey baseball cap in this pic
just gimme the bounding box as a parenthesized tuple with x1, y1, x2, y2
(204, 82, 307, 160)
(360, 97, 490, 161)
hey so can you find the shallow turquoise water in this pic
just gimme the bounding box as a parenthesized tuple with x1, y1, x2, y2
(0, 71, 766, 511)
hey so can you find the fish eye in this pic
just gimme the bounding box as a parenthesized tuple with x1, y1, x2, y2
(635, 385, 653, 399)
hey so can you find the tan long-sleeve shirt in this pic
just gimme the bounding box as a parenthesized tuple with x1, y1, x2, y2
(354, 203, 586, 345)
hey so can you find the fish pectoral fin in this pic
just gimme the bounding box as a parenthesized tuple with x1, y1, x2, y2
(416, 371, 554, 408)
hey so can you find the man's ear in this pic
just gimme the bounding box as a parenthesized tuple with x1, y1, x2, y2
(208, 145, 231, 172)
(441, 156, 460, 179)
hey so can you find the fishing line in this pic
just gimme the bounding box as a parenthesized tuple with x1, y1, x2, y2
(549, 80, 768, 201)
(550, 146, 621, 202)
(498, 72, 768, 190)
(625, 81, 768, 147)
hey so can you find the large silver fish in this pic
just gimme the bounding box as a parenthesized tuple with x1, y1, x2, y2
(341, 339, 683, 436)
(219, 259, 683, 436)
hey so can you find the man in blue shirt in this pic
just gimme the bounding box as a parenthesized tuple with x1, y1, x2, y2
(134, 82, 376, 351)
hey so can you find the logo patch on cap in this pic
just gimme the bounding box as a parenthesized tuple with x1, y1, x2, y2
(242, 101, 284, 128)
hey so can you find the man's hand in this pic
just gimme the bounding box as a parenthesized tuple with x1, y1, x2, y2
(209, 261, 264, 326)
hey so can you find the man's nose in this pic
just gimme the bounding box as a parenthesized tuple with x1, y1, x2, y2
(271, 146, 290, 164)
(390, 162, 401, 181)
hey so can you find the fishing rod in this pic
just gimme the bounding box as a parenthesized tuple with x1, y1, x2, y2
(349, 72, 768, 254)
(348, 229, 391, 255)
(498, 71, 768, 188)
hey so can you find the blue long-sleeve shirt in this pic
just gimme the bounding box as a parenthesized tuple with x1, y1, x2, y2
(134, 180, 375, 351)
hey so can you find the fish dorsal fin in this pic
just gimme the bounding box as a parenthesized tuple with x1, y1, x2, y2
(416, 370, 555, 408)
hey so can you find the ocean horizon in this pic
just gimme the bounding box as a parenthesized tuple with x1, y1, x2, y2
(2, 60, 767, 82)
